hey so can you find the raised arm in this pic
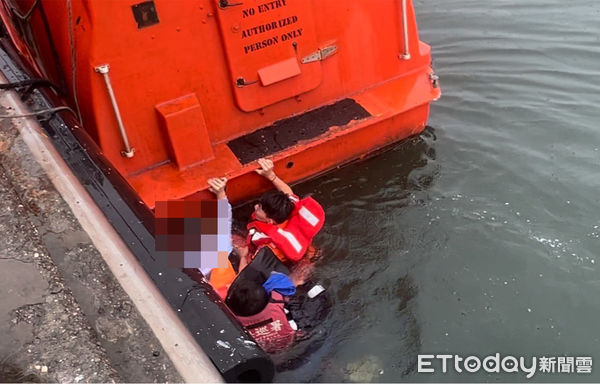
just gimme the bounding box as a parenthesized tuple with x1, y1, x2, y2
(255, 158, 293, 196)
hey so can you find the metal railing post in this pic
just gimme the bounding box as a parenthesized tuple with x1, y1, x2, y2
(95, 64, 135, 158)
(399, 0, 411, 60)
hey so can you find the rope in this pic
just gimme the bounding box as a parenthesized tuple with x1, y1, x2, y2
(0, 106, 77, 119)
(0, 79, 62, 94)
(8, 0, 39, 20)
(66, 0, 82, 123)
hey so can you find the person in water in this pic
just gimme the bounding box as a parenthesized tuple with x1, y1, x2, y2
(246, 158, 325, 266)
(225, 246, 298, 353)
(208, 158, 325, 273)
(205, 157, 325, 293)
(207, 175, 305, 353)
(203, 176, 242, 298)
(206, 159, 330, 353)
(225, 244, 330, 354)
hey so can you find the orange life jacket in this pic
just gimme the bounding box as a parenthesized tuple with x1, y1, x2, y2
(247, 196, 325, 262)
(210, 245, 291, 299)
(208, 260, 237, 299)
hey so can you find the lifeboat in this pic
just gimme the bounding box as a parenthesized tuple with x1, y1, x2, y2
(0, 0, 440, 381)
(0, 0, 439, 206)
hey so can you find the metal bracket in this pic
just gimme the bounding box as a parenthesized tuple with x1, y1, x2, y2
(95, 64, 135, 158)
(301, 45, 338, 64)
(398, 0, 410, 60)
(429, 73, 440, 89)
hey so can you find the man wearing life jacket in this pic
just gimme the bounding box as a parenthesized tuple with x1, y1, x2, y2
(248, 158, 325, 266)
(203, 169, 330, 354)
(225, 246, 298, 353)
(224, 245, 331, 355)
(205, 157, 325, 296)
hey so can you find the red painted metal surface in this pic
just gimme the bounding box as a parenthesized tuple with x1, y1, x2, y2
(2, 0, 440, 207)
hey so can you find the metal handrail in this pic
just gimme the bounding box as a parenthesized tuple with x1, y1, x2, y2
(95, 64, 135, 158)
(400, 0, 411, 60)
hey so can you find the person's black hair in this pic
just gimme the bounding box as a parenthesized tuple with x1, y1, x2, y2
(225, 269, 270, 317)
(259, 190, 294, 224)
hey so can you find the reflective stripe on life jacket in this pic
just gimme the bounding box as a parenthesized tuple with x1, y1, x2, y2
(248, 196, 325, 262)
(236, 292, 296, 353)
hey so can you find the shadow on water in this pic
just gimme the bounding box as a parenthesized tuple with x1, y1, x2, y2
(255, 126, 442, 382)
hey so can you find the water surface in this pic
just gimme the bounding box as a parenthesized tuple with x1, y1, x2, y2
(276, 0, 600, 381)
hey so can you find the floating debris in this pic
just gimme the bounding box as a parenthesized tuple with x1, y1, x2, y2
(345, 355, 384, 383)
(216, 340, 231, 349)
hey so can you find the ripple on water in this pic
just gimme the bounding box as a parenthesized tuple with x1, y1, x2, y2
(276, 0, 600, 380)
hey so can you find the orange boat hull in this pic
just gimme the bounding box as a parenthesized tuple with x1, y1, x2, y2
(1, 0, 440, 207)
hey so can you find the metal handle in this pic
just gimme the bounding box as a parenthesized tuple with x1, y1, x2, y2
(95, 64, 135, 158)
(218, 0, 243, 8)
(399, 0, 411, 60)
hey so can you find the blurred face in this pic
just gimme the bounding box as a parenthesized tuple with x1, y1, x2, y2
(254, 203, 273, 223)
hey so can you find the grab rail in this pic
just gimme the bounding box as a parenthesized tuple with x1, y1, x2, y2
(399, 0, 411, 60)
(95, 64, 135, 158)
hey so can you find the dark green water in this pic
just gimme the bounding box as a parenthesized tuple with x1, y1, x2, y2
(277, 1, 600, 381)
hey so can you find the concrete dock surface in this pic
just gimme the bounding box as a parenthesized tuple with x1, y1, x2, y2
(0, 112, 182, 382)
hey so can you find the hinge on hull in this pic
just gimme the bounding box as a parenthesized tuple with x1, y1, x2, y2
(301, 45, 338, 64)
